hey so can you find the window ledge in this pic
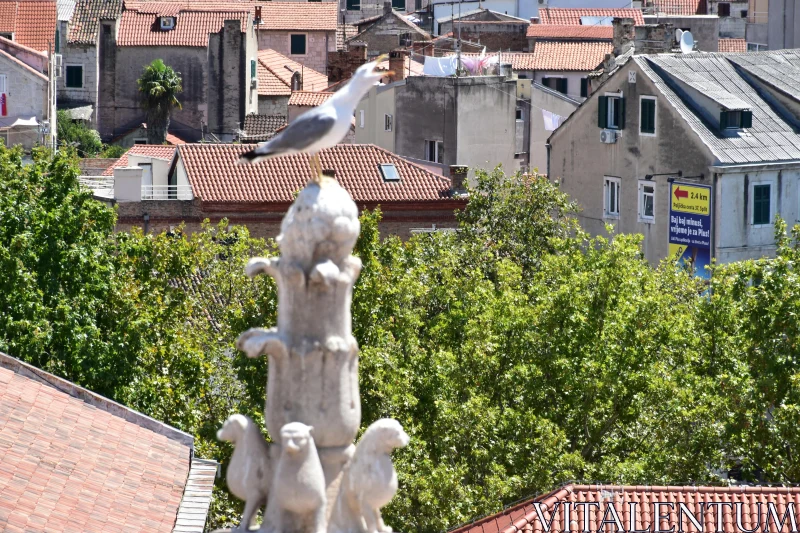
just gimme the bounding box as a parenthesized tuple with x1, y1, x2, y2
(603, 214, 620, 220)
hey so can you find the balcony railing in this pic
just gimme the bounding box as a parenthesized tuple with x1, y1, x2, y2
(142, 185, 193, 200)
(78, 176, 114, 190)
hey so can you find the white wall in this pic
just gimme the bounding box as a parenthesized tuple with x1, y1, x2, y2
(127, 154, 173, 187)
(532, 71, 587, 102)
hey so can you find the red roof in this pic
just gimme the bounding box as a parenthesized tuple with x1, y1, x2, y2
(510, 41, 612, 71)
(257, 49, 329, 96)
(526, 24, 612, 40)
(118, 1, 251, 47)
(103, 145, 177, 176)
(288, 91, 334, 107)
(451, 484, 800, 533)
(650, 0, 707, 15)
(0, 1, 57, 52)
(538, 8, 645, 26)
(178, 143, 457, 204)
(0, 352, 199, 533)
(255, 2, 337, 32)
(719, 38, 747, 53)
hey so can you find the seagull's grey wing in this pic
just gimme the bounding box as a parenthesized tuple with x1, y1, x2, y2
(239, 112, 337, 163)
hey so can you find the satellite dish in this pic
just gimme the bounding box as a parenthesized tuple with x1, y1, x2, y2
(680, 31, 694, 53)
(675, 28, 684, 43)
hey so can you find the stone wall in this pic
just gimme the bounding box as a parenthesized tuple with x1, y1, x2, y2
(258, 96, 289, 116)
(450, 22, 528, 51)
(641, 15, 719, 52)
(258, 30, 335, 74)
(208, 19, 246, 137)
(57, 21, 99, 116)
(96, 21, 117, 139)
(351, 11, 429, 57)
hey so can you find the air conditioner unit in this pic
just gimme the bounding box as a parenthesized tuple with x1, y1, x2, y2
(600, 129, 618, 143)
(251, 77, 258, 89)
(160, 16, 175, 30)
(54, 54, 63, 78)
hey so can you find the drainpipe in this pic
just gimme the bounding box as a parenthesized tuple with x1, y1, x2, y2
(712, 172, 718, 263)
(545, 143, 551, 179)
(143, 212, 150, 233)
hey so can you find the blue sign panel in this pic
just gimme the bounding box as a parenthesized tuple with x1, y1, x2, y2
(668, 182, 712, 278)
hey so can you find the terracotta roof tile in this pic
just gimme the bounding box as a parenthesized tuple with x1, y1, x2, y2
(526, 24, 612, 40)
(67, 0, 121, 44)
(103, 145, 177, 176)
(719, 38, 747, 52)
(257, 49, 328, 96)
(649, 0, 707, 15)
(118, 1, 251, 47)
(288, 90, 334, 107)
(538, 7, 645, 26)
(178, 143, 456, 204)
(0, 1, 57, 52)
(451, 485, 800, 533)
(165, 131, 186, 145)
(0, 353, 196, 533)
(255, 1, 337, 31)
(508, 41, 612, 71)
(242, 113, 287, 141)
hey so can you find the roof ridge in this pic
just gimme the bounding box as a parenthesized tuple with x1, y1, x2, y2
(0, 47, 47, 81)
(0, 351, 194, 447)
(0, 35, 47, 58)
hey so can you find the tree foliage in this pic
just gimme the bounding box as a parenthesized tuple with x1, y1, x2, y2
(5, 152, 800, 533)
(56, 109, 103, 157)
(137, 59, 183, 144)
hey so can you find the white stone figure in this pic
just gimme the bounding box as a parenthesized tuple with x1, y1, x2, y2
(267, 422, 327, 533)
(217, 415, 273, 532)
(330, 419, 410, 533)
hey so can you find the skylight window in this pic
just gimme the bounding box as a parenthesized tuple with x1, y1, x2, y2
(580, 16, 613, 26)
(380, 164, 400, 182)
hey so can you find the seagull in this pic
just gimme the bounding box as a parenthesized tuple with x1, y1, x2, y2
(238, 54, 391, 181)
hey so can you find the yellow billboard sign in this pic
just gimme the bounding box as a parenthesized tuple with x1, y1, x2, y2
(670, 184, 711, 215)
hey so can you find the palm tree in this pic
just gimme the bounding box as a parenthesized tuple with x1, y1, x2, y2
(137, 59, 183, 144)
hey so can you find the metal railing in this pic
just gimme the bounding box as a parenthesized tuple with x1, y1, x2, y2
(78, 176, 114, 190)
(142, 185, 193, 200)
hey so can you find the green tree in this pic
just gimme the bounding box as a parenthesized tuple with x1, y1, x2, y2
(137, 59, 183, 144)
(56, 109, 103, 157)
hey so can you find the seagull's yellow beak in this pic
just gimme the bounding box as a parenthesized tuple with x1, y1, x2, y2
(374, 53, 389, 70)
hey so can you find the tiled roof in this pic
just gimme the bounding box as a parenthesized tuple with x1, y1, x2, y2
(67, 0, 121, 44)
(166, 131, 186, 145)
(255, 2, 337, 32)
(648, 0, 707, 15)
(118, 1, 250, 47)
(103, 144, 177, 176)
(337, 24, 358, 50)
(511, 41, 612, 71)
(634, 50, 800, 164)
(242, 113, 287, 141)
(178, 143, 457, 204)
(526, 24, 613, 40)
(719, 38, 746, 52)
(0, 1, 57, 52)
(0, 351, 208, 533)
(257, 49, 328, 96)
(450, 484, 800, 533)
(538, 7, 645, 26)
(288, 91, 334, 107)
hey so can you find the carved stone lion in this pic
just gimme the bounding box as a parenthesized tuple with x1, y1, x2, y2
(217, 414, 272, 532)
(332, 419, 410, 533)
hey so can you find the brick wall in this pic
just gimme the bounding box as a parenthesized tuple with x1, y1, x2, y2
(451, 22, 528, 51)
(258, 30, 335, 74)
(327, 44, 368, 82)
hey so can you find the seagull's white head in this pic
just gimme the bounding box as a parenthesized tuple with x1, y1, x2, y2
(345, 54, 390, 96)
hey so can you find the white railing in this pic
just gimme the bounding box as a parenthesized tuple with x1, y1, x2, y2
(78, 176, 114, 190)
(142, 185, 193, 200)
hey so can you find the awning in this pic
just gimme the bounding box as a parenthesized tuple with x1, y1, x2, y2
(0, 116, 38, 129)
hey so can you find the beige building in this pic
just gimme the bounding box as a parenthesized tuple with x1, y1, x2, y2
(0, 38, 52, 150)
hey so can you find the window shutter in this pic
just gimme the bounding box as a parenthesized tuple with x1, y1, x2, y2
(251, 59, 256, 79)
(580, 78, 588, 98)
(557, 78, 567, 94)
(720, 110, 729, 129)
(617, 97, 625, 129)
(598, 96, 608, 128)
(742, 110, 753, 128)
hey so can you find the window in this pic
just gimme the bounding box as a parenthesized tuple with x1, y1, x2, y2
(399, 32, 412, 47)
(392, 0, 404, 9)
(640, 96, 656, 135)
(542, 77, 567, 94)
(604, 177, 620, 218)
(65, 65, 83, 88)
(741, 9, 748, 17)
(347, 0, 360, 10)
(518, 73, 528, 79)
(133, 138, 148, 145)
(639, 181, 655, 222)
(380, 164, 400, 181)
(720, 109, 752, 129)
(515, 108, 522, 120)
(598, 94, 625, 129)
(359, 109, 364, 128)
(55, 28, 59, 53)
(580, 78, 588, 98)
(719, 2, 730, 16)
(290, 34, 307, 55)
(0, 33, 12, 40)
(384, 114, 393, 131)
(425, 140, 443, 163)
(752, 183, 771, 225)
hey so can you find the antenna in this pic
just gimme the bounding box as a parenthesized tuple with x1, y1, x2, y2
(675, 28, 683, 43)
(680, 31, 694, 54)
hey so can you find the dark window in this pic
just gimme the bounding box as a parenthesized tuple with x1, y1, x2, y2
(426, 140, 443, 163)
(542, 77, 567, 94)
(0, 33, 12, 40)
(516, 108, 522, 120)
(719, 2, 730, 16)
(598, 95, 625, 129)
(347, 0, 360, 9)
(720, 109, 752, 129)
(392, 0, 404, 9)
(580, 78, 588, 98)
(741, 9, 748, 17)
(640, 97, 656, 134)
(290, 34, 307, 55)
(399, 32, 412, 46)
(753, 184, 770, 225)
(103, 25, 111, 35)
(65, 65, 83, 88)
(55, 28, 59, 52)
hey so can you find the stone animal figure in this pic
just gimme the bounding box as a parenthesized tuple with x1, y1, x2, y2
(337, 419, 410, 533)
(217, 414, 273, 532)
(270, 422, 327, 533)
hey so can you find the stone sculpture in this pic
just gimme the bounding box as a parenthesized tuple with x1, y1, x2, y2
(217, 414, 273, 532)
(217, 176, 408, 533)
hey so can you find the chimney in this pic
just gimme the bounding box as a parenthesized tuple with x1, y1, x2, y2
(322, 169, 336, 178)
(449, 165, 468, 195)
(611, 17, 635, 56)
(350, 41, 368, 60)
(254, 5, 262, 24)
(411, 40, 433, 57)
(114, 166, 143, 202)
(634, 23, 675, 54)
(530, 16, 539, 23)
(389, 50, 406, 81)
(384, 1, 392, 14)
(291, 71, 302, 91)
